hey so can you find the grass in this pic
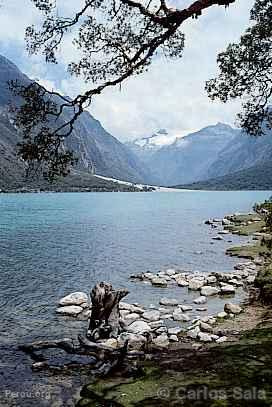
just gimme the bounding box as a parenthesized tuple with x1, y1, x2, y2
(225, 242, 268, 259)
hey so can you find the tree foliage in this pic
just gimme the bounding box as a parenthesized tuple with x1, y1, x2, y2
(10, 0, 235, 180)
(206, 0, 272, 137)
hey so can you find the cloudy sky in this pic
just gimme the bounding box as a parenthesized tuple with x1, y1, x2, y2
(0, 0, 254, 141)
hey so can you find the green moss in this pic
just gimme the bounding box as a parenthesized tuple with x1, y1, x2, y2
(226, 243, 268, 259)
(225, 220, 265, 236)
(77, 328, 272, 407)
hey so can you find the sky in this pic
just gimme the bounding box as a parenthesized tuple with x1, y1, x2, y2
(0, 0, 254, 141)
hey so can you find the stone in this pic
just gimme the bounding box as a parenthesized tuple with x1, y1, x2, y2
(143, 310, 161, 321)
(166, 268, 176, 276)
(187, 326, 200, 339)
(188, 279, 206, 290)
(220, 285, 236, 295)
(149, 320, 165, 329)
(224, 303, 242, 315)
(247, 275, 256, 284)
(156, 327, 168, 334)
(125, 313, 140, 323)
(216, 336, 228, 343)
(196, 307, 207, 312)
(222, 218, 231, 226)
(127, 320, 152, 334)
(217, 311, 228, 319)
(201, 286, 220, 296)
(159, 298, 178, 306)
(173, 309, 190, 322)
(159, 307, 172, 314)
(198, 332, 213, 342)
(179, 305, 193, 312)
(143, 272, 155, 280)
(205, 219, 213, 225)
(175, 277, 189, 287)
(119, 302, 144, 314)
(218, 230, 229, 235)
(212, 235, 224, 241)
(194, 296, 207, 305)
(207, 276, 217, 284)
(168, 327, 183, 335)
(229, 279, 243, 287)
(56, 305, 83, 316)
(153, 334, 169, 348)
(151, 277, 168, 287)
(59, 292, 88, 306)
(118, 333, 146, 350)
(210, 335, 220, 341)
(200, 322, 213, 333)
(169, 335, 179, 342)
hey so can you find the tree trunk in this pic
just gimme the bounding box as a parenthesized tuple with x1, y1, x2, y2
(88, 282, 129, 340)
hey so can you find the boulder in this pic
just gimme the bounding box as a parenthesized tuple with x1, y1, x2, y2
(175, 277, 189, 287)
(246, 275, 255, 284)
(212, 235, 224, 241)
(198, 332, 213, 342)
(201, 286, 220, 296)
(168, 327, 183, 335)
(207, 276, 217, 284)
(194, 296, 207, 305)
(118, 333, 146, 350)
(56, 305, 83, 316)
(59, 292, 88, 306)
(159, 298, 178, 306)
(200, 322, 213, 333)
(151, 277, 168, 287)
(169, 335, 179, 342)
(217, 311, 228, 319)
(188, 279, 206, 290)
(127, 320, 151, 334)
(187, 326, 200, 339)
(196, 307, 207, 312)
(220, 285, 236, 295)
(166, 268, 176, 276)
(143, 310, 160, 322)
(173, 309, 190, 322)
(150, 320, 165, 329)
(216, 336, 228, 343)
(153, 334, 169, 348)
(124, 313, 141, 323)
(224, 303, 242, 315)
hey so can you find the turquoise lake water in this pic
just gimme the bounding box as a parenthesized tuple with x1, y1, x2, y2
(0, 190, 271, 347)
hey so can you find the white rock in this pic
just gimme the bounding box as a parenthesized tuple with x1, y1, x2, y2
(175, 277, 189, 287)
(159, 298, 178, 306)
(127, 320, 152, 334)
(187, 326, 200, 339)
(169, 335, 179, 342)
(220, 285, 236, 295)
(173, 309, 190, 322)
(216, 336, 228, 343)
(166, 268, 176, 276)
(198, 332, 213, 342)
(247, 275, 255, 284)
(143, 310, 160, 321)
(194, 296, 207, 305)
(207, 276, 217, 284)
(201, 286, 220, 296)
(153, 334, 169, 348)
(196, 307, 207, 312)
(118, 333, 146, 350)
(150, 320, 165, 329)
(151, 277, 168, 287)
(119, 302, 144, 314)
(212, 235, 224, 241)
(222, 218, 231, 226)
(168, 327, 183, 335)
(224, 303, 242, 315)
(200, 322, 213, 333)
(217, 311, 228, 319)
(188, 279, 206, 291)
(143, 272, 155, 280)
(56, 305, 83, 316)
(125, 313, 141, 323)
(59, 292, 88, 306)
(211, 335, 220, 341)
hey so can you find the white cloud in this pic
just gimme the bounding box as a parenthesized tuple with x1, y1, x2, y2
(0, 0, 255, 141)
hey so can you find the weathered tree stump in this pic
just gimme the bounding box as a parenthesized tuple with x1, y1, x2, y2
(88, 282, 129, 340)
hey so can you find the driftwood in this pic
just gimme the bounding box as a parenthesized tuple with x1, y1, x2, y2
(19, 282, 143, 377)
(88, 282, 129, 340)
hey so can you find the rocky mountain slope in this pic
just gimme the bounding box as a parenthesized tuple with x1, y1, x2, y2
(174, 160, 272, 191)
(127, 123, 272, 187)
(0, 54, 150, 190)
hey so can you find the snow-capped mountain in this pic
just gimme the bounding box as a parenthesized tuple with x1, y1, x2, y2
(132, 129, 181, 150)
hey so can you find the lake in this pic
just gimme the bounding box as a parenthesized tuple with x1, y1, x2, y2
(0, 190, 271, 347)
